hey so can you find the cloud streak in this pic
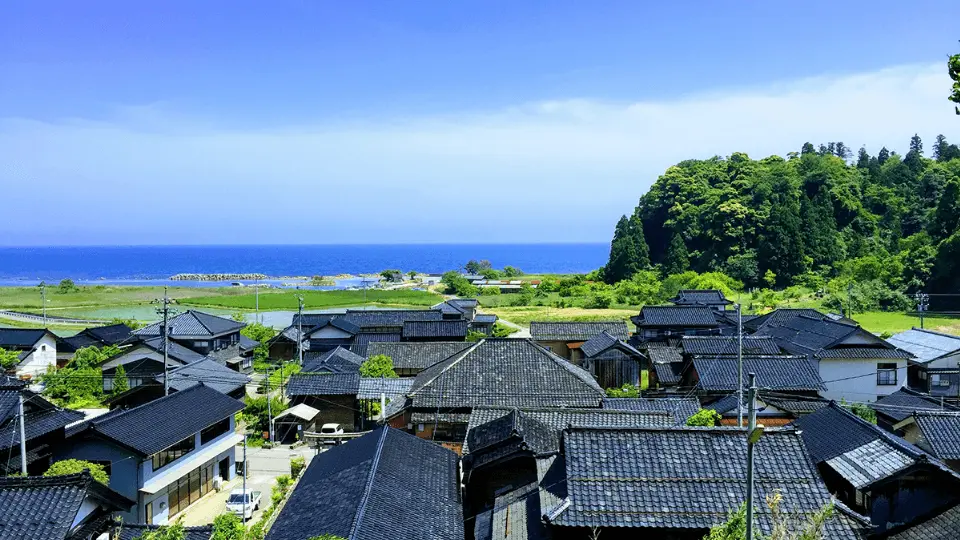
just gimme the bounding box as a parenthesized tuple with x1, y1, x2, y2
(1, 62, 957, 245)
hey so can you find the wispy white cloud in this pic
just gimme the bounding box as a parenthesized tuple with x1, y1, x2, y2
(1, 62, 957, 245)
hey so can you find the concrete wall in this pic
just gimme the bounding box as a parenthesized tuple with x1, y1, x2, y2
(820, 358, 907, 402)
(17, 333, 57, 378)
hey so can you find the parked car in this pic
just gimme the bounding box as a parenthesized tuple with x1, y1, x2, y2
(225, 488, 262, 520)
(320, 423, 344, 445)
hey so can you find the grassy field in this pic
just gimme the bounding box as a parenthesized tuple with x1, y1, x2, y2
(179, 288, 443, 310)
(0, 286, 249, 310)
(483, 306, 639, 326)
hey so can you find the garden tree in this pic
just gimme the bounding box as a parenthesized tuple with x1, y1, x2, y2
(877, 146, 890, 164)
(407, 270, 417, 280)
(950, 48, 960, 114)
(686, 409, 721, 426)
(241, 322, 277, 363)
(111, 365, 129, 396)
(242, 395, 288, 435)
(42, 345, 120, 408)
(464, 259, 492, 274)
(0, 348, 19, 370)
(211, 513, 245, 540)
(45, 459, 109, 485)
(359, 355, 398, 378)
(704, 493, 833, 540)
(465, 330, 487, 342)
(441, 271, 478, 297)
(57, 278, 79, 294)
(133, 522, 185, 540)
(503, 265, 523, 277)
(380, 269, 403, 282)
(931, 178, 960, 241)
(662, 233, 690, 276)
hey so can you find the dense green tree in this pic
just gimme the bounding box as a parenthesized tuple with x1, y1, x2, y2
(909, 134, 923, 155)
(241, 322, 276, 363)
(932, 231, 960, 294)
(801, 191, 842, 268)
(440, 271, 478, 296)
(662, 233, 690, 276)
(950, 49, 960, 114)
(211, 513, 245, 540)
(757, 185, 805, 285)
(464, 259, 492, 274)
(603, 215, 649, 284)
(878, 146, 890, 164)
(833, 141, 850, 160)
(45, 459, 109, 485)
(856, 146, 870, 168)
(931, 178, 960, 241)
(111, 365, 129, 396)
(0, 348, 19, 370)
(935, 134, 948, 161)
(359, 355, 398, 378)
(801, 142, 815, 155)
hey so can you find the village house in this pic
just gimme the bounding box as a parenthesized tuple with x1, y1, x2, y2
(630, 305, 732, 343)
(870, 387, 959, 432)
(888, 328, 960, 401)
(0, 471, 135, 540)
(266, 426, 463, 540)
(0, 375, 84, 475)
(704, 391, 829, 427)
(365, 341, 473, 376)
(0, 328, 58, 379)
(134, 310, 248, 368)
(794, 402, 960, 533)
(529, 321, 629, 363)
(888, 411, 960, 472)
(56, 323, 134, 365)
(644, 343, 685, 391)
(881, 503, 960, 539)
(578, 330, 646, 389)
(689, 355, 825, 407)
(100, 337, 208, 394)
(669, 288, 734, 311)
(55, 384, 244, 525)
(600, 396, 701, 424)
(751, 309, 912, 402)
(433, 298, 499, 335)
(104, 357, 249, 409)
(386, 339, 606, 452)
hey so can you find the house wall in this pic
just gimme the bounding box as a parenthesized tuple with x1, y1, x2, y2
(536, 341, 572, 361)
(294, 395, 358, 431)
(17, 334, 57, 378)
(925, 352, 960, 370)
(868, 471, 960, 532)
(819, 358, 907, 402)
(54, 436, 142, 523)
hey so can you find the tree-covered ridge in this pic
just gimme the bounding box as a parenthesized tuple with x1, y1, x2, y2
(605, 134, 960, 306)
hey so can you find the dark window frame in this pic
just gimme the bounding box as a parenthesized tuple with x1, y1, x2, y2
(877, 363, 898, 386)
(200, 417, 232, 446)
(151, 434, 196, 471)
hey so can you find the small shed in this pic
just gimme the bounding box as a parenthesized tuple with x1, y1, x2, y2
(274, 404, 321, 444)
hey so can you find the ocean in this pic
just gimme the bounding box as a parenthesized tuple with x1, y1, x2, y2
(0, 244, 608, 285)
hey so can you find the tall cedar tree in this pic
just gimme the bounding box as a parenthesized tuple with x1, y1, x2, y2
(950, 50, 960, 114)
(801, 191, 842, 268)
(603, 215, 649, 283)
(931, 178, 960, 241)
(935, 135, 948, 161)
(757, 174, 805, 286)
(878, 147, 890, 164)
(856, 147, 870, 168)
(662, 233, 690, 276)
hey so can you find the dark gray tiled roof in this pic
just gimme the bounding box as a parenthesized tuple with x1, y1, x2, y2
(475, 482, 552, 540)
(581, 331, 643, 358)
(0, 472, 132, 540)
(136, 310, 244, 338)
(287, 372, 361, 396)
(670, 289, 732, 306)
(0, 329, 50, 349)
(0, 407, 85, 451)
(652, 361, 684, 385)
(79, 384, 243, 456)
(165, 358, 250, 394)
(366, 342, 473, 370)
(238, 334, 259, 352)
(302, 347, 364, 373)
(465, 409, 558, 458)
(350, 333, 401, 357)
(601, 397, 701, 424)
(887, 328, 960, 364)
(887, 504, 960, 540)
(408, 339, 605, 410)
(139, 337, 210, 365)
(402, 320, 469, 339)
(693, 355, 825, 392)
(343, 309, 444, 328)
(870, 388, 959, 423)
(816, 347, 912, 359)
(411, 411, 472, 424)
(84, 323, 134, 345)
(645, 345, 682, 364)
(58, 333, 103, 353)
(357, 377, 416, 400)
(636, 306, 718, 327)
(550, 427, 860, 538)
(118, 524, 213, 540)
(266, 427, 463, 540)
(681, 335, 782, 356)
(464, 406, 673, 454)
(474, 314, 498, 324)
(529, 321, 628, 342)
(915, 412, 960, 460)
(745, 308, 830, 331)
(760, 393, 829, 414)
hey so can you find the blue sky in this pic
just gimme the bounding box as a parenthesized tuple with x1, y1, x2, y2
(2, 1, 959, 245)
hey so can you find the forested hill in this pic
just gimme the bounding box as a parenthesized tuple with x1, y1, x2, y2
(603, 135, 960, 308)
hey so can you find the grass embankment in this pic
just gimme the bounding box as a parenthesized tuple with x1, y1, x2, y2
(0, 286, 248, 310)
(179, 288, 443, 310)
(484, 306, 639, 327)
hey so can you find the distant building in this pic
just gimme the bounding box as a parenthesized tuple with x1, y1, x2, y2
(888, 328, 960, 400)
(0, 376, 84, 475)
(134, 310, 247, 367)
(56, 323, 134, 365)
(669, 289, 734, 311)
(631, 305, 731, 342)
(0, 328, 58, 379)
(529, 320, 629, 364)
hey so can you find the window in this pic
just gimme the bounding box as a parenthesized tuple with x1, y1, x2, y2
(194, 341, 208, 349)
(877, 363, 898, 386)
(151, 435, 196, 471)
(930, 374, 952, 387)
(200, 418, 231, 445)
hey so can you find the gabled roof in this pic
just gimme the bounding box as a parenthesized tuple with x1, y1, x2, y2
(744, 308, 831, 331)
(645, 345, 682, 364)
(287, 372, 361, 396)
(669, 289, 733, 306)
(815, 347, 912, 359)
(83, 323, 134, 345)
(432, 298, 477, 316)
(136, 310, 245, 338)
(266, 426, 463, 540)
(0, 329, 54, 350)
(886, 504, 960, 540)
(238, 334, 259, 353)
(913, 412, 960, 460)
(0, 405, 85, 451)
(357, 378, 416, 400)
(365, 342, 473, 371)
(350, 333, 401, 357)
(305, 318, 361, 336)
(693, 355, 825, 392)
(465, 409, 558, 460)
(753, 313, 899, 359)
(793, 402, 960, 489)
(529, 321, 629, 342)
(57, 333, 101, 353)
(463, 406, 674, 455)
(0, 472, 133, 540)
(474, 481, 552, 540)
(870, 387, 959, 423)
(342, 309, 444, 328)
(601, 397, 701, 424)
(547, 427, 862, 538)
(303, 347, 364, 373)
(405, 339, 605, 411)
(137, 337, 210, 365)
(634, 305, 719, 327)
(402, 320, 469, 339)
(652, 361, 684, 386)
(74, 384, 243, 456)
(681, 335, 782, 356)
(165, 358, 250, 394)
(580, 331, 644, 358)
(118, 524, 214, 540)
(887, 328, 960, 364)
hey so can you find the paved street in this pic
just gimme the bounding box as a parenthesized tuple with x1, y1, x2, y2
(179, 443, 315, 526)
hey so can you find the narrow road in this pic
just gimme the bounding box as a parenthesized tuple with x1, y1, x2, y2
(495, 317, 530, 338)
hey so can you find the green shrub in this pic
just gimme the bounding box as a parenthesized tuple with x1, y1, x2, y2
(45, 459, 109, 485)
(291, 456, 306, 478)
(686, 409, 722, 427)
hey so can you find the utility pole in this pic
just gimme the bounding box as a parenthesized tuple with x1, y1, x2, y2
(161, 287, 171, 396)
(18, 392, 27, 475)
(242, 433, 248, 526)
(745, 373, 760, 540)
(266, 368, 274, 443)
(296, 295, 304, 367)
(737, 303, 744, 427)
(915, 292, 929, 329)
(380, 392, 386, 425)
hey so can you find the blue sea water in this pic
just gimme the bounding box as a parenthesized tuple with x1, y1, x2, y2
(0, 244, 608, 284)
